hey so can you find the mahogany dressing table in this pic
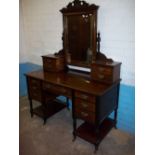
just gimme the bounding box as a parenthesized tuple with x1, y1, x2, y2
(25, 0, 121, 152)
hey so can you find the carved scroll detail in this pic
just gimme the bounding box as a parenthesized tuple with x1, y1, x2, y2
(60, 0, 98, 13)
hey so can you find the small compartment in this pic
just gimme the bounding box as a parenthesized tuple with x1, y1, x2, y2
(42, 54, 65, 72)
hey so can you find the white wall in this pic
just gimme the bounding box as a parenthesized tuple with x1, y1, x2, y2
(20, 0, 135, 86)
(19, 0, 29, 63)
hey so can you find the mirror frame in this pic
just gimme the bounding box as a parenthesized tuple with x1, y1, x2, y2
(60, 0, 99, 68)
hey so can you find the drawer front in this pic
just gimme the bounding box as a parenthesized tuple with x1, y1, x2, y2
(75, 91, 96, 102)
(43, 82, 71, 97)
(75, 98, 95, 112)
(43, 57, 56, 70)
(28, 78, 42, 101)
(92, 65, 113, 76)
(91, 72, 112, 82)
(75, 108, 95, 123)
(91, 66, 113, 83)
(43, 57, 65, 72)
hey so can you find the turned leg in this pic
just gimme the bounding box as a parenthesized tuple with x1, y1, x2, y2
(94, 126, 100, 153)
(114, 108, 118, 129)
(72, 118, 77, 141)
(29, 99, 33, 118)
(43, 118, 47, 125)
(66, 97, 70, 110)
(94, 144, 99, 154)
(114, 84, 120, 129)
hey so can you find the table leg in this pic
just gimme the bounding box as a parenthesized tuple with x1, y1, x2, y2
(66, 97, 70, 110)
(114, 108, 118, 129)
(72, 118, 77, 141)
(29, 99, 33, 118)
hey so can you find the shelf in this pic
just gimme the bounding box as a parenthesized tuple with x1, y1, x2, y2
(33, 99, 66, 119)
(75, 118, 114, 145)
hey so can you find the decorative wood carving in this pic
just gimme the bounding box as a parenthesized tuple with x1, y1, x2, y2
(60, 0, 99, 13)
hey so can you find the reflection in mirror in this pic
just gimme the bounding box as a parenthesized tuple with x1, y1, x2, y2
(67, 14, 93, 64)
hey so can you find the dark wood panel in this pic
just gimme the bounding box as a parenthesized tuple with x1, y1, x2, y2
(75, 98, 96, 112)
(75, 118, 115, 144)
(75, 108, 95, 123)
(28, 78, 42, 102)
(42, 82, 72, 98)
(75, 91, 96, 102)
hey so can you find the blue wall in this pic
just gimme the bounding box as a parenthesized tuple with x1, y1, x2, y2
(19, 63, 135, 134)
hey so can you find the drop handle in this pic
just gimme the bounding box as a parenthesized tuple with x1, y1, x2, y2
(81, 103, 88, 108)
(81, 94, 88, 100)
(99, 67, 105, 72)
(98, 74, 104, 79)
(32, 86, 37, 90)
(61, 89, 66, 93)
(81, 112, 88, 117)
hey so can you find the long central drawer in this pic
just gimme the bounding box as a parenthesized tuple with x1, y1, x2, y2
(42, 82, 72, 97)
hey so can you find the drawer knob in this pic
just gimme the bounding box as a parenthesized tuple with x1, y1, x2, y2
(32, 86, 37, 90)
(81, 103, 88, 108)
(61, 89, 66, 93)
(46, 84, 51, 89)
(81, 94, 88, 100)
(99, 67, 105, 72)
(98, 74, 104, 79)
(81, 112, 88, 117)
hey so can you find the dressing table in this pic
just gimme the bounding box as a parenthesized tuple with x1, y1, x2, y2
(25, 0, 121, 152)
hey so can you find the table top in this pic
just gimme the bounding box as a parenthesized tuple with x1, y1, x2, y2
(25, 70, 120, 96)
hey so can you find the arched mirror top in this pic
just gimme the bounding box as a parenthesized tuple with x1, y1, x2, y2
(60, 0, 99, 13)
(59, 0, 99, 68)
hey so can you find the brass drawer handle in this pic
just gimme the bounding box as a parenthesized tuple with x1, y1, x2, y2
(32, 92, 39, 97)
(81, 112, 88, 117)
(46, 59, 52, 63)
(98, 74, 104, 79)
(45, 84, 51, 89)
(31, 80, 38, 84)
(81, 102, 88, 108)
(80, 94, 88, 100)
(61, 88, 66, 93)
(32, 86, 37, 90)
(99, 67, 105, 72)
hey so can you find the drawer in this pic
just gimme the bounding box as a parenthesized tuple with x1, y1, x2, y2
(43, 82, 71, 97)
(92, 65, 113, 76)
(43, 57, 56, 70)
(91, 72, 112, 82)
(28, 78, 42, 101)
(75, 98, 95, 112)
(42, 55, 65, 72)
(91, 63, 121, 83)
(75, 91, 96, 102)
(75, 108, 95, 123)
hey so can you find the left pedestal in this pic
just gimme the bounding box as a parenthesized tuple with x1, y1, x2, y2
(32, 99, 66, 124)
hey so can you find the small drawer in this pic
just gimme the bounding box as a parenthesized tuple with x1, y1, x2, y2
(42, 54, 65, 72)
(91, 62, 121, 84)
(75, 108, 95, 123)
(91, 72, 112, 82)
(75, 91, 96, 102)
(96, 66, 112, 75)
(43, 82, 71, 97)
(28, 78, 42, 101)
(75, 98, 95, 112)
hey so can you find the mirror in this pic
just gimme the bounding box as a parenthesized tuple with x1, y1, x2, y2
(67, 14, 93, 63)
(60, 0, 99, 67)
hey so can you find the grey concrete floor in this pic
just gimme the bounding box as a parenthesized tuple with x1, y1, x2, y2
(19, 96, 135, 155)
